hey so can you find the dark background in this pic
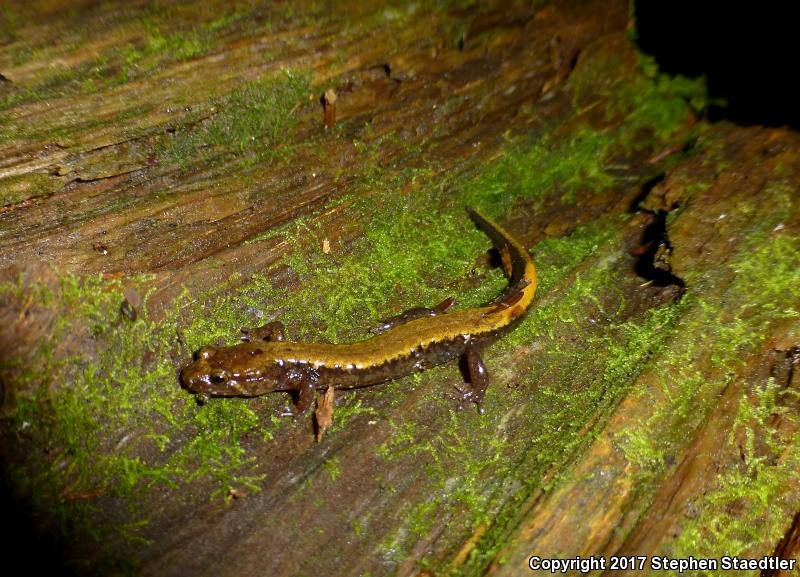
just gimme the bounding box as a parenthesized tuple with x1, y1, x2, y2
(635, 2, 799, 130)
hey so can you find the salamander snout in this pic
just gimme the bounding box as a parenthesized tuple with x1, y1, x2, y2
(180, 346, 234, 394)
(180, 342, 282, 397)
(181, 362, 246, 398)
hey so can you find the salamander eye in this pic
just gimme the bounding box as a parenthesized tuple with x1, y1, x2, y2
(199, 347, 217, 360)
(210, 370, 229, 384)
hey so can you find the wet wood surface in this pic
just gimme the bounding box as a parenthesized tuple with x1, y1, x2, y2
(1, 1, 799, 576)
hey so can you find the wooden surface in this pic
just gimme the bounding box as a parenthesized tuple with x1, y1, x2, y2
(1, 1, 799, 576)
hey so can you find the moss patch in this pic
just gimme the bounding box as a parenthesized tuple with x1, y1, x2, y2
(671, 376, 800, 571)
(0, 2, 275, 114)
(156, 69, 312, 172)
(610, 227, 800, 573)
(375, 235, 685, 573)
(0, 16, 710, 574)
(1, 273, 268, 564)
(0, 172, 65, 207)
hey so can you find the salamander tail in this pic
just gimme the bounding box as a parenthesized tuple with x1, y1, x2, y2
(467, 207, 536, 292)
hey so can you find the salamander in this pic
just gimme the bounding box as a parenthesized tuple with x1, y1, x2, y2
(181, 207, 537, 413)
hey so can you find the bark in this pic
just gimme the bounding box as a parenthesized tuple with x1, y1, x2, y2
(1, 1, 799, 576)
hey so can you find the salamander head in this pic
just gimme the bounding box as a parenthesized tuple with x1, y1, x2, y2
(180, 343, 282, 397)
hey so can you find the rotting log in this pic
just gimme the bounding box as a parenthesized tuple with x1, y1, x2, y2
(1, 1, 799, 576)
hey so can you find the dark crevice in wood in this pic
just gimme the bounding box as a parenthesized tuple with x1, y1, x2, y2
(761, 510, 800, 577)
(631, 208, 686, 291)
(769, 346, 800, 391)
(628, 172, 665, 213)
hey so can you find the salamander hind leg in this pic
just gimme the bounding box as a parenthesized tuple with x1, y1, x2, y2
(372, 297, 456, 334)
(241, 321, 286, 342)
(454, 345, 489, 414)
(314, 385, 336, 442)
(294, 377, 316, 416)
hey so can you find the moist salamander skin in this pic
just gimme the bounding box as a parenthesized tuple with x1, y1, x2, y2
(180, 207, 537, 412)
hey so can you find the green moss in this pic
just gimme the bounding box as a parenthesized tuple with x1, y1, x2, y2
(0, 4, 20, 43)
(667, 237, 800, 564)
(325, 398, 379, 437)
(0, 3, 270, 115)
(1, 13, 710, 572)
(462, 128, 617, 208)
(0, 172, 64, 207)
(0, 49, 116, 117)
(364, 212, 685, 571)
(112, 14, 226, 86)
(150, 45, 704, 569)
(323, 457, 341, 481)
(625, 55, 708, 139)
(668, 378, 800, 574)
(607, 220, 800, 573)
(156, 69, 311, 172)
(451, 301, 684, 574)
(1, 272, 268, 556)
(572, 49, 707, 143)
(230, 58, 693, 345)
(620, 226, 800, 471)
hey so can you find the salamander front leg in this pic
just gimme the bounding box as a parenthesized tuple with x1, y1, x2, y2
(278, 367, 318, 417)
(372, 297, 456, 334)
(455, 345, 489, 413)
(291, 368, 320, 417)
(241, 321, 285, 342)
